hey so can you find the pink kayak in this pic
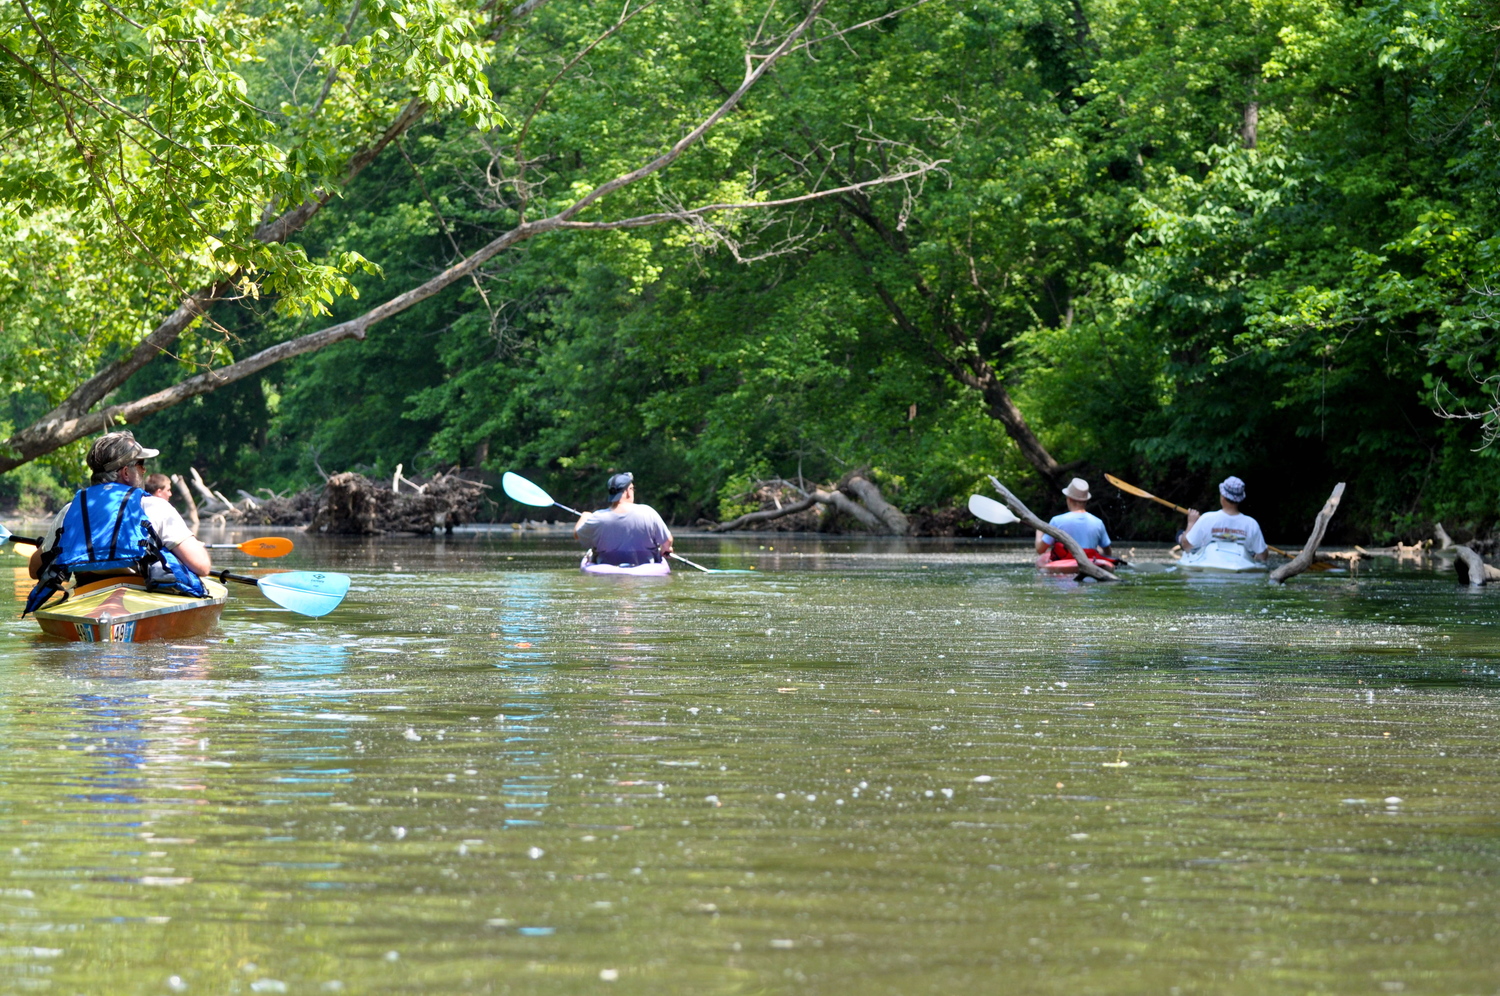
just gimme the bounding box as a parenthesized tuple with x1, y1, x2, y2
(580, 555, 671, 576)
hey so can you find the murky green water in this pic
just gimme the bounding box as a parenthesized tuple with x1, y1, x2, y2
(0, 532, 1496, 994)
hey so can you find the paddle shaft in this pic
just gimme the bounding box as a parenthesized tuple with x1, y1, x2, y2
(669, 552, 712, 573)
(207, 537, 294, 556)
(215, 570, 262, 587)
(4, 534, 42, 546)
(1105, 474, 1192, 515)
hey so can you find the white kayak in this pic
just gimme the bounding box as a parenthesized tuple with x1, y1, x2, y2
(1178, 540, 1266, 573)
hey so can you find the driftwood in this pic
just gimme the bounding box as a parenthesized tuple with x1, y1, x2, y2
(709, 475, 906, 535)
(1453, 545, 1500, 586)
(309, 471, 490, 534)
(1268, 483, 1345, 583)
(170, 473, 198, 531)
(1434, 522, 1456, 550)
(987, 475, 1119, 582)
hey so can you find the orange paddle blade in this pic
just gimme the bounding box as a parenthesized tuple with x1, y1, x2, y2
(237, 536, 294, 558)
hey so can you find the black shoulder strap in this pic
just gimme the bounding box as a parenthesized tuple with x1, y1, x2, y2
(106, 487, 137, 560)
(79, 491, 96, 561)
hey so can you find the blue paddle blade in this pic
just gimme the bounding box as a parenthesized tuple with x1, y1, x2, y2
(0, 524, 10, 542)
(502, 472, 557, 508)
(257, 571, 351, 618)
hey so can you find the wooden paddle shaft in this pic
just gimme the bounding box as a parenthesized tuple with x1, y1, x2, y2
(1105, 475, 1191, 515)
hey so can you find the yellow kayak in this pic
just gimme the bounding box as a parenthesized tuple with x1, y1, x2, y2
(33, 577, 229, 643)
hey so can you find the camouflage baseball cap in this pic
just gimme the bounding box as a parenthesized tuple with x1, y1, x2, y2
(86, 431, 160, 477)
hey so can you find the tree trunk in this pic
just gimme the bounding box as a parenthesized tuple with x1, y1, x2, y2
(965, 356, 1069, 486)
(842, 475, 910, 535)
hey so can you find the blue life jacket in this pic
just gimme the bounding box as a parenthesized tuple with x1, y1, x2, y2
(23, 484, 208, 616)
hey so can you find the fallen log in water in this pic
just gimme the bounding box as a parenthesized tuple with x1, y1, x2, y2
(1268, 483, 1345, 584)
(1453, 544, 1500, 586)
(171, 473, 198, 531)
(709, 475, 906, 535)
(987, 475, 1119, 582)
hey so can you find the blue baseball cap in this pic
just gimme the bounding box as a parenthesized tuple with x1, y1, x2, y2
(607, 471, 634, 500)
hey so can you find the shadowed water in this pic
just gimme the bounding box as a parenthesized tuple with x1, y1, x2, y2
(0, 532, 1495, 994)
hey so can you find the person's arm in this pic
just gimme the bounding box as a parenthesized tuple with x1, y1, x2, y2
(659, 526, 673, 556)
(170, 536, 212, 576)
(574, 512, 596, 545)
(27, 548, 43, 579)
(1034, 529, 1051, 554)
(1177, 509, 1201, 550)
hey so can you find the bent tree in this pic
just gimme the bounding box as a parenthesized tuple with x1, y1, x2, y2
(0, 0, 934, 475)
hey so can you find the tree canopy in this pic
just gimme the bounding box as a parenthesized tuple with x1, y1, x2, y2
(5, 0, 1500, 540)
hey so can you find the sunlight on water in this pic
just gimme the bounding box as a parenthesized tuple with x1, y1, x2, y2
(0, 533, 1495, 994)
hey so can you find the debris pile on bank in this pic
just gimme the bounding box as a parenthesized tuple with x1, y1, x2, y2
(172, 466, 491, 534)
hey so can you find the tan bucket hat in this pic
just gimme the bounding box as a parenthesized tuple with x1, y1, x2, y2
(1061, 477, 1091, 502)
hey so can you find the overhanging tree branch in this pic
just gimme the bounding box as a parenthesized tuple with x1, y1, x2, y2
(0, 0, 947, 473)
(1, 0, 550, 460)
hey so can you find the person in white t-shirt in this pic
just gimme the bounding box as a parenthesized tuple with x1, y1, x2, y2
(1178, 475, 1267, 561)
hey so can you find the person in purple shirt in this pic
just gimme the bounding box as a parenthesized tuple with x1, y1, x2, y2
(1034, 477, 1114, 562)
(574, 472, 674, 567)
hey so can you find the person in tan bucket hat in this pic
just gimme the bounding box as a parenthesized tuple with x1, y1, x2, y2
(1034, 476, 1116, 565)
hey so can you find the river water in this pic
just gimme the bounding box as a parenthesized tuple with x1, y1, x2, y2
(0, 532, 1495, 994)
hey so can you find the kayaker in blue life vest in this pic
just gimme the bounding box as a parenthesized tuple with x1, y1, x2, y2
(25, 431, 212, 613)
(1035, 477, 1115, 563)
(1178, 475, 1268, 561)
(574, 472, 673, 567)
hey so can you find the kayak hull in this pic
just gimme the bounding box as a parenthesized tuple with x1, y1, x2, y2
(1037, 554, 1118, 573)
(1178, 541, 1266, 573)
(580, 557, 671, 576)
(33, 578, 229, 643)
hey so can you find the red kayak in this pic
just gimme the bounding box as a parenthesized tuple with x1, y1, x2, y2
(1036, 552, 1119, 573)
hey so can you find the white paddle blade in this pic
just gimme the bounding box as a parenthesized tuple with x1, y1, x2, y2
(968, 494, 1019, 525)
(257, 571, 351, 618)
(502, 472, 558, 508)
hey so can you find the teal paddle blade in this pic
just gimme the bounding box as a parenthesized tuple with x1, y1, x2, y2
(0, 524, 10, 542)
(258, 571, 351, 617)
(502, 472, 557, 508)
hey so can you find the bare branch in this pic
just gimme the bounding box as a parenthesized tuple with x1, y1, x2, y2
(550, 161, 943, 230)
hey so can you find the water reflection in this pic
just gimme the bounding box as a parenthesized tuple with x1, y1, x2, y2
(0, 533, 1492, 993)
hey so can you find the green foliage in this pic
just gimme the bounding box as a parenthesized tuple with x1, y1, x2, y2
(0, 460, 70, 516)
(16, 0, 1500, 539)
